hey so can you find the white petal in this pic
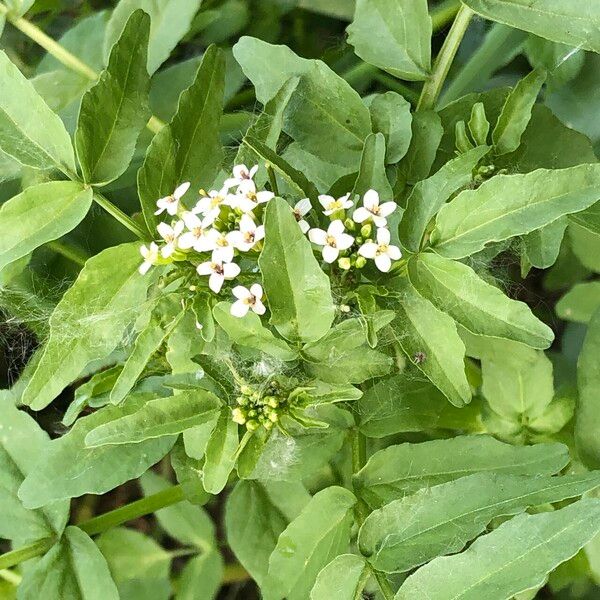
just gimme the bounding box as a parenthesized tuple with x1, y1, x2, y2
(387, 245, 402, 260)
(238, 179, 257, 194)
(322, 245, 339, 263)
(250, 283, 263, 299)
(295, 198, 311, 216)
(378, 201, 397, 217)
(231, 300, 250, 317)
(157, 222, 172, 239)
(213, 245, 234, 264)
(139, 261, 152, 275)
(236, 196, 258, 212)
(233, 164, 249, 179)
(372, 214, 388, 228)
(256, 191, 274, 204)
(223, 262, 241, 278)
(140, 245, 150, 259)
(223, 177, 238, 190)
(328, 219, 345, 236)
(227, 230, 247, 251)
(358, 242, 378, 259)
(253, 299, 266, 315)
(232, 285, 252, 300)
(196, 261, 213, 275)
(178, 232, 197, 249)
(342, 199, 354, 210)
(173, 220, 185, 236)
(318, 195, 334, 209)
(161, 244, 175, 258)
(174, 182, 191, 199)
(377, 227, 391, 245)
(299, 219, 310, 233)
(336, 233, 355, 250)
(352, 207, 371, 223)
(254, 225, 265, 242)
(308, 228, 328, 246)
(248, 165, 259, 178)
(182, 211, 202, 229)
(375, 253, 392, 272)
(166, 203, 179, 216)
(209, 272, 224, 293)
(239, 213, 256, 233)
(363, 189, 379, 210)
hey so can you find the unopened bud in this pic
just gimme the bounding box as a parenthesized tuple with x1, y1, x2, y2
(232, 408, 246, 424)
(240, 385, 253, 396)
(355, 256, 367, 269)
(338, 257, 351, 270)
(246, 420, 259, 431)
(360, 224, 372, 238)
(344, 218, 356, 231)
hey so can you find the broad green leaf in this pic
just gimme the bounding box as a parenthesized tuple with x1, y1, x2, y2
(431, 165, 600, 259)
(360, 472, 600, 573)
(0, 51, 75, 174)
(390, 278, 471, 407)
(410, 252, 553, 348)
(138, 45, 225, 232)
(366, 91, 412, 164)
(202, 408, 239, 494)
(298, 0, 354, 19)
(141, 472, 215, 551)
(571, 201, 600, 236)
(0, 393, 69, 544)
(394, 499, 600, 600)
(105, 0, 202, 74)
(522, 216, 567, 270)
(493, 69, 547, 155)
(462, 0, 600, 54)
(576, 308, 600, 468)
(306, 347, 393, 384)
(557, 282, 600, 323)
(176, 551, 223, 600)
(353, 435, 569, 508)
(18, 527, 119, 600)
(97, 527, 171, 600)
(352, 132, 393, 198)
(260, 197, 334, 342)
(85, 391, 220, 446)
(75, 10, 150, 185)
(0, 181, 92, 272)
(265, 486, 356, 600)
(310, 554, 369, 600)
(358, 372, 481, 438)
(18, 399, 175, 508)
(347, 0, 431, 81)
(21, 243, 154, 410)
(182, 414, 220, 461)
(399, 145, 490, 252)
(213, 302, 298, 361)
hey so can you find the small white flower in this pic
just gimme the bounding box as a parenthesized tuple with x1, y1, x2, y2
(204, 229, 235, 264)
(308, 220, 354, 264)
(230, 283, 266, 317)
(318, 193, 353, 216)
(154, 182, 190, 216)
(157, 221, 184, 258)
(224, 164, 259, 189)
(139, 242, 160, 275)
(197, 260, 241, 293)
(358, 227, 402, 272)
(193, 187, 232, 224)
(178, 212, 213, 251)
(228, 214, 265, 252)
(353, 189, 397, 227)
(293, 198, 312, 233)
(231, 179, 274, 212)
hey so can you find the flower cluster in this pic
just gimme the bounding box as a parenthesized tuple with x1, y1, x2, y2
(231, 381, 288, 432)
(308, 189, 402, 272)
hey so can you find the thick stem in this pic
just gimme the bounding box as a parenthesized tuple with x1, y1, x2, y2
(431, 0, 461, 32)
(417, 5, 474, 111)
(93, 192, 151, 241)
(45, 240, 89, 267)
(0, 538, 54, 571)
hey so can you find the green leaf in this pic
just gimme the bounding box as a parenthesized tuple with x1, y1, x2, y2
(265, 486, 356, 600)
(557, 281, 600, 323)
(358, 372, 481, 438)
(390, 278, 471, 407)
(394, 499, 600, 600)
(104, 0, 202, 75)
(75, 10, 150, 185)
(0, 51, 75, 175)
(21, 243, 154, 410)
(353, 435, 569, 508)
(18, 399, 175, 508)
(138, 45, 225, 232)
(18, 527, 119, 600)
(352, 132, 393, 198)
(0, 181, 92, 272)
(213, 302, 298, 361)
(522, 216, 567, 270)
(576, 308, 600, 468)
(462, 0, 600, 54)
(366, 91, 412, 164)
(410, 252, 553, 348)
(176, 551, 223, 600)
(359, 472, 600, 573)
(399, 145, 490, 252)
(0, 393, 69, 544)
(431, 165, 600, 259)
(202, 408, 239, 494)
(347, 0, 431, 81)
(85, 391, 220, 446)
(260, 197, 334, 343)
(493, 69, 547, 155)
(310, 554, 369, 600)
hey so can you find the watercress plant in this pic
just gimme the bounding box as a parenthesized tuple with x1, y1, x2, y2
(1, 1, 600, 599)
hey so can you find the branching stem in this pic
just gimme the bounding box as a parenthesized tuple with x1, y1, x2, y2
(93, 192, 151, 241)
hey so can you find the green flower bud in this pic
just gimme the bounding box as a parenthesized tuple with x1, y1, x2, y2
(360, 224, 372, 238)
(246, 420, 259, 432)
(267, 397, 279, 408)
(268, 412, 279, 423)
(247, 409, 257, 418)
(240, 385, 253, 396)
(338, 257, 351, 270)
(344, 218, 356, 231)
(236, 395, 248, 406)
(232, 408, 246, 425)
(264, 420, 274, 430)
(355, 256, 367, 269)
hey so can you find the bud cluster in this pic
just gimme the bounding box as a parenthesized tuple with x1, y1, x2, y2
(231, 381, 288, 432)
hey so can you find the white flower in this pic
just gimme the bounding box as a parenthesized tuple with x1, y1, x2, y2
(308, 220, 354, 264)
(154, 182, 190, 216)
(193, 187, 232, 224)
(178, 212, 213, 251)
(227, 214, 265, 252)
(353, 189, 397, 227)
(293, 198, 311, 233)
(197, 260, 241, 293)
(318, 193, 353, 216)
(199, 229, 235, 264)
(139, 242, 159, 275)
(224, 164, 259, 189)
(358, 227, 402, 272)
(157, 220, 184, 258)
(230, 283, 266, 317)
(231, 179, 274, 213)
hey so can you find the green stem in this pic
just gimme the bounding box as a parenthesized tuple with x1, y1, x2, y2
(222, 563, 250, 584)
(45, 240, 89, 267)
(266, 163, 279, 196)
(373, 73, 420, 104)
(431, 0, 461, 32)
(0, 569, 22, 585)
(0, 538, 54, 571)
(417, 5, 474, 111)
(93, 192, 151, 241)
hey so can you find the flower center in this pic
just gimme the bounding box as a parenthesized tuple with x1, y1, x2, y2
(192, 227, 203, 237)
(212, 263, 224, 275)
(217, 236, 229, 247)
(211, 196, 223, 208)
(243, 231, 255, 243)
(370, 205, 380, 215)
(329, 200, 342, 210)
(243, 295, 256, 306)
(377, 244, 388, 255)
(326, 235, 337, 247)
(246, 191, 257, 201)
